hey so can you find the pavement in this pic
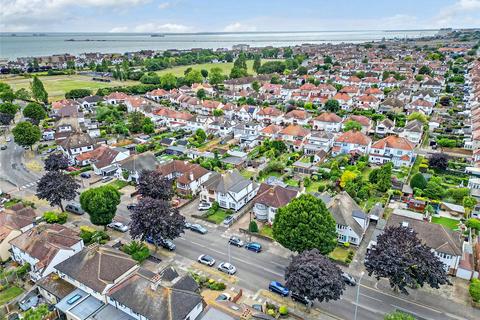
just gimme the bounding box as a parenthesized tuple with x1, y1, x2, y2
(1, 148, 479, 320)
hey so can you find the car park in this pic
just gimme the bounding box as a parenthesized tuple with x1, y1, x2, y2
(268, 281, 289, 297)
(80, 172, 91, 179)
(291, 292, 313, 306)
(342, 272, 357, 286)
(65, 202, 84, 215)
(197, 254, 216, 266)
(245, 242, 262, 253)
(217, 262, 236, 275)
(228, 236, 244, 247)
(189, 223, 208, 234)
(198, 202, 212, 211)
(107, 221, 129, 232)
(223, 215, 235, 226)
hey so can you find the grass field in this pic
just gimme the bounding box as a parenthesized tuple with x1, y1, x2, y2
(155, 59, 277, 77)
(431, 216, 460, 230)
(328, 246, 353, 264)
(0, 74, 137, 101)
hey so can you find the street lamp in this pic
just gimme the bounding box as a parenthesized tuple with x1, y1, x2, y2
(354, 271, 365, 320)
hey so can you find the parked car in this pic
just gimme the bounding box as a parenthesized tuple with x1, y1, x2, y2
(65, 202, 84, 215)
(197, 254, 216, 266)
(223, 215, 235, 226)
(127, 204, 137, 210)
(189, 223, 208, 234)
(291, 292, 313, 307)
(342, 272, 357, 286)
(107, 221, 129, 232)
(0, 145, 7, 150)
(5, 137, 11, 142)
(102, 176, 114, 182)
(198, 202, 212, 211)
(185, 222, 192, 229)
(245, 242, 262, 253)
(217, 262, 236, 275)
(159, 238, 176, 251)
(268, 281, 289, 297)
(228, 236, 244, 247)
(215, 293, 231, 302)
(80, 172, 91, 179)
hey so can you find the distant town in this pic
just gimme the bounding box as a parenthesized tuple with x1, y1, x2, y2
(0, 27, 480, 320)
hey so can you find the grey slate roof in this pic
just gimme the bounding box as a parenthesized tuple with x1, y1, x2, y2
(204, 170, 253, 194)
(107, 270, 202, 320)
(326, 191, 367, 237)
(120, 152, 158, 172)
(387, 214, 463, 256)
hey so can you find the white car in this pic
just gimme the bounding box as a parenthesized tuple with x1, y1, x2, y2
(197, 254, 216, 266)
(218, 262, 236, 275)
(198, 202, 212, 211)
(107, 222, 129, 232)
(5, 137, 11, 142)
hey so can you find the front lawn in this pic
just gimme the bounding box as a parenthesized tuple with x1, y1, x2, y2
(206, 208, 230, 224)
(0, 286, 24, 305)
(108, 179, 129, 190)
(305, 181, 328, 193)
(432, 216, 460, 230)
(328, 246, 354, 264)
(240, 169, 256, 180)
(259, 171, 282, 182)
(259, 225, 274, 238)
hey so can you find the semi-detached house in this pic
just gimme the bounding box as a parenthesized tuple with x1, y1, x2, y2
(332, 130, 372, 156)
(200, 170, 259, 211)
(369, 135, 415, 167)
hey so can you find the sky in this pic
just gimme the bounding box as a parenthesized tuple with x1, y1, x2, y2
(1, 0, 479, 33)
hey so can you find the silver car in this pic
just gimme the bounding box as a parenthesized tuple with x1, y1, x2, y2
(197, 254, 216, 266)
(218, 262, 236, 275)
(108, 221, 129, 232)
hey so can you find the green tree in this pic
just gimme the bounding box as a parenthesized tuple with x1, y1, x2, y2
(185, 69, 203, 85)
(463, 196, 477, 210)
(160, 73, 177, 90)
(470, 279, 480, 303)
(0, 85, 15, 102)
(201, 69, 209, 78)
(30, 76, 48, 103)
(23, 102, 47, 125)
(376, 162, 393, 192)
(252, 80, 261, 92)
(230, 66, 248, 79)
(0, 102, 19, 117)
(65, 88, 92, 99)
(272, 194, 337, 254)
(410, 173, 427, 190)
(213, 109, 224, 117)
(128, 111, 146, 133)
(343, 121, 362, 132)
(407, 112, 427, 123)
(142, 117, 155, 134)
(208, 67, 224, 86)
(12, 121, 41, 149)
(466, 218, 480, 232)
(424, 177, 445, 200)
(14, 88, 31, 101)
(194, 128, 207, 144)
(80, 185, 121, 230)
(249, 220, 259, 233)
(253, 55, 262, 73)
(196, 88, 207, 100)
(324, 99, 340, 113)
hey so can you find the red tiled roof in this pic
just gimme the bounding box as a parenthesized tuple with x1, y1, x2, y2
(371, 135, 414, 151)
(335, 130, 371, 145)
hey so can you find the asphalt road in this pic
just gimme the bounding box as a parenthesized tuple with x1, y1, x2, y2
(0, 138, 40, 193)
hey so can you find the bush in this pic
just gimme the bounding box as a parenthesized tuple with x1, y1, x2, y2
(343, 242, 350, 248)
(80, 229, 110, 245)
(317, 184, 326, 192)
(249, 220, 259, 233)
(16, 263, 31, 277)
(279, 305, 288, 316)
(469, 279, 480, 302)
(122, 241, 150, 263)
(410, 173, 427, 190)
(466, 218, 480, 232)
(43, 211, 68, 224)
(208, 282, 226, 291)
(267, 309, 276, 317)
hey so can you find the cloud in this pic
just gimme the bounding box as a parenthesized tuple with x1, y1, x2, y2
(133, 22, 191, 33)
(434, 0, 480, 27)
(109, 26, 129, 33)
(158, 2, 172, 9)
(223, 22, 257, 32)
(0, 0, 151, 31)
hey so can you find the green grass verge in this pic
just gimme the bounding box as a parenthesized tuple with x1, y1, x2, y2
(259, 225, 274, 238)
(431, 216, 460, 230)
(0, 286, 24, 305)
